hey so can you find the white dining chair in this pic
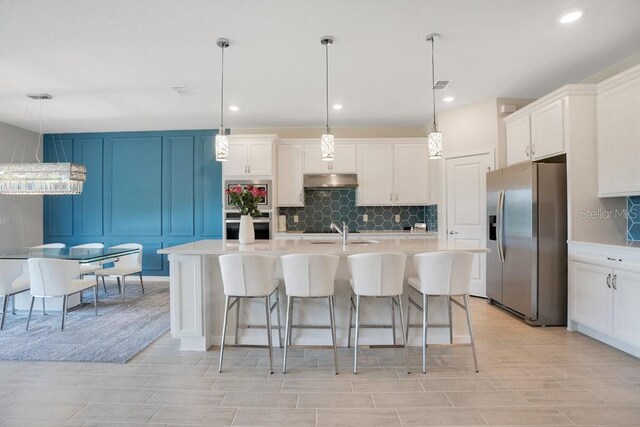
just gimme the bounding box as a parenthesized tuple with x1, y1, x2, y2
(218, 254, 282, 374)
(281, 254, 340, 374)
(0, 260, 30, 330)
(405, 251, 478, 373)
(30, 243, 67, 314)
(348, 252, 410, 374)
(71, 243, 105, 300)
(94, 243, 143, 302)
(26, 258, 98, 331)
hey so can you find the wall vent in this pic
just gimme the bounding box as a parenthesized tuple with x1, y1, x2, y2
(433, 80, 451, 90)
(172, 86, 194, 96)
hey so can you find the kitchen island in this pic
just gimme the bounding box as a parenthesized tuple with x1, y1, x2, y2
(159, 238, 489, 351)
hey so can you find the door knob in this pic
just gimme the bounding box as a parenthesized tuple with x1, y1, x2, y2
(449, 231, 459, 235)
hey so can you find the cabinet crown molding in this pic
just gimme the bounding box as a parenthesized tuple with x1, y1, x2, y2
(228, 134, 278, 142)
(597, 64, 640, 93)
(504, 84, 597, 124)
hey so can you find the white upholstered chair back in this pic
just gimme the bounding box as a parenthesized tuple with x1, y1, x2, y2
(281, 254, 339, 297)
(348, 253, 407, 297)
(219, 254, 278, 297)
(27, 258, 81, 297)
(413, 252, 474, 296)
(112, 243, 143, 270)
(0, 260, 24, 295)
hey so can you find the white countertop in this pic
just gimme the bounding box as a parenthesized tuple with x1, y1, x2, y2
(274, 230, 438, 236)
(569, 240, 640, 251)
(158, 238, 489, 256)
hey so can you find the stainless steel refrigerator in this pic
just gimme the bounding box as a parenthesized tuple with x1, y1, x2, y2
(486, 162, 567, 326)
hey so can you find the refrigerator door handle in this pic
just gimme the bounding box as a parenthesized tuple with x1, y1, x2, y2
(497, 190, 505, 263)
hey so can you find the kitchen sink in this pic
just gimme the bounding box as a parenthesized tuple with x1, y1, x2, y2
(309, 240, 379, 245)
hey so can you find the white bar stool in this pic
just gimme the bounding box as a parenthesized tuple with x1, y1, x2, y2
(281, 254, 340, 374)
(347, 252, 410, 374)
(218, 254, 282, 374)
(406, 251, 479, 374)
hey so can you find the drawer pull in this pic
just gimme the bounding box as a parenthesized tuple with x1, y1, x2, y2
(612, 274, 617, 290)
(606, 273, 612, 289)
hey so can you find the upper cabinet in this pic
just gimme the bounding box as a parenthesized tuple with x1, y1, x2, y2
(304, 143, 356, 173)
(277, 144, 304, 207)
(531, 99, 565, 160)
(597, 65, 640, 197)
(222, 135, 276, 177)
(356, 141, 430, 206)
(506, 99, 567, 166)
(506, 115, 532, 166)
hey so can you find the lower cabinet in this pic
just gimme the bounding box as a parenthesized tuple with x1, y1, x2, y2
(569, 250, 640, 356)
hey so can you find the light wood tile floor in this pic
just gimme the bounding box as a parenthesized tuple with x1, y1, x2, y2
(0, 298, 639, 426)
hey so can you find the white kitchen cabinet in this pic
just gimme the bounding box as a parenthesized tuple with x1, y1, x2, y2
(613, 269, 640, 348)
(505, 115, 531, 166)
(531, 99, 565, 160)
(304, 143, 356, 173)
(357, 144, 394, 205)
(571, 261, 613, 335)
(394, 144, 430, 204)
(597, 65, 640, 197)
(223, 135, 275, 177)
(568, 241, 640, 358)
(277, 144, 304, 206)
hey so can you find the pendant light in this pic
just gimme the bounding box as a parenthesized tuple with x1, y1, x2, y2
(215, 37, 230, 162)
(320, 36, 335, 162)
(426, 33, 443, 159)
(0, 94, 86, 195)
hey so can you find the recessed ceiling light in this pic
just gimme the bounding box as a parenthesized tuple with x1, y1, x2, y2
(332, 104, 343, 110)
(229, 105, 239, 111)
(443, 96, 455, 103)
(559, 10, 583, 24)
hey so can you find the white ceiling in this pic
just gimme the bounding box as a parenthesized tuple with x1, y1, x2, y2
(1, 0, 639, 133)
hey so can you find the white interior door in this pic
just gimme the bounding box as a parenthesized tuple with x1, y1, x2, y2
(445, 152, 493, 297)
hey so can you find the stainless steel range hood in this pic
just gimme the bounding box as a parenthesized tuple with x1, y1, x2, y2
(303, 174, 358, 189)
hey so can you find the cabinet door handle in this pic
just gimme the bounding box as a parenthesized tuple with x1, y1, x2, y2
(526, 146, 530, 157)
(612, 274, 617, 290)
(299, 192, 302, 202)
(247, 165, 250, 174)
(531, 144, 535, 156)
(389, 193, 393, 202)
(606, 273, 612, 289)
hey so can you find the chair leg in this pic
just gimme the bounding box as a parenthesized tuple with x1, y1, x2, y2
(121, 276, 126, 302)
(61, 295, 67, 331)
(329, 295, 339, 375)
(347, 292, 353, 348)
(117, 277, 121, 294)
(264, 296, 274, 375)
(353, 294, 361, 374)
(283, 296, 292, 374)
(102, 276, 107, 293)
(42, 298, 46, 315)
(218, 295, 231, 373)
(1, 295, 8, 330)
(139, 271, 145, 294)
(94, 285, 98, 316)
(12, 294, 16, 315)
(275, 289, 282, 349)
(463, 294, 479, 373)
(234, 298, 241, 345)
(287, 297, 294, 346)
(447, 296, 453, 344)
(397, 296, 411, 374)
(405, 290, 412, 345)
(422, 294, 429, 374)
(391, 297, 397, 346)
(25, 297, 35, 331)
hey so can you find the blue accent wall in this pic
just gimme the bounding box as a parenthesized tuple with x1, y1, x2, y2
(43, 130, 222, 276)
(629, 196, 640, 241)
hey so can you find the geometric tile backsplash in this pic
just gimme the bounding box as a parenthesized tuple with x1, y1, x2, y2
(628, 196, 640, 241)
(278, 189, 438, 232)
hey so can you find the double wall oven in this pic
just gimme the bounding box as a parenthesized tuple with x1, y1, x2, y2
(224, 179, 272, 240)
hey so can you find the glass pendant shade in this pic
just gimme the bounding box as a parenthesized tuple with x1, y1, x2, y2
(427, 130, 443, 159)
(320, 133, 335, 161)
(0, 162, 86, 195)
(215, 131, 229, 162)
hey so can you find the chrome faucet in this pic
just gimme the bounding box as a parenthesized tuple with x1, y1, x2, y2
(330, 221, 349, 245)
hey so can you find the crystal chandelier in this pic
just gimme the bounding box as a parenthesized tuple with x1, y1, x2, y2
(0, 94, 87, 195)
(320, 36, 335, 162)
(426, 33, 443, 159)
(215, 38, 230, 162)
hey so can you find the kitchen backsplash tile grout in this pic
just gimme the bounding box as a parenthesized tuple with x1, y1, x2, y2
(278, 189, 437, 232)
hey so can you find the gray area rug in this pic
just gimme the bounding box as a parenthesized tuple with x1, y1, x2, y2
(0, 282, 170, 363)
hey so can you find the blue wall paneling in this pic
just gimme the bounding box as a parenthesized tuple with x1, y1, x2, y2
(43, 130, 222, 276)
